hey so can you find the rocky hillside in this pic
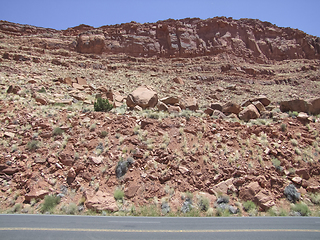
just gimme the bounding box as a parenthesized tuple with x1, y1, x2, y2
(1, 17, 320, 62)
(0, 18, 320, 217)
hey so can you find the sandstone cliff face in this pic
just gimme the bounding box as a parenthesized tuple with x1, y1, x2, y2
(1, 17, 320, 62)
(75, 17, 320, 61)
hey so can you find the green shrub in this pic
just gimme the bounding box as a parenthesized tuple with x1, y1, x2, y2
(198, 196, 210, 212)
(290, 139, 298, 147)
(310, 193, 320, 205)
(65, 203, 78, 215)
(52, 127, 64, 136)
(40, 195, 60, 213)
(100, 131, 108, 137)
(26, 140, 40, 151)
(243, 200, 256, 212)
(94, 97, 113, 112)
(289, 111, 299, 118)
(280, 123, 287, 132)
(291, 203, 310, 216)
(114, 189, 124, 201)
(138, 204, 160, 216)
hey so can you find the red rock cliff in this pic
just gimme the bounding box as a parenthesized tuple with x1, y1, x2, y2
(1, 17, 319, 62)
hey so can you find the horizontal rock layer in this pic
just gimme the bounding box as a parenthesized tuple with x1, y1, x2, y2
(1, 17, 319, 62)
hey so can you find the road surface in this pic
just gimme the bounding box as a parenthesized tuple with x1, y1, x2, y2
(0, 214, 319, 240)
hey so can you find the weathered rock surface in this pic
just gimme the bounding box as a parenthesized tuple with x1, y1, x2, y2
(2, 17, 319, 61)
(239, 104, 260, 121)
(222, 102, 241, 115)
(85, 190, 118, 212)
(126, 86, 158, 109)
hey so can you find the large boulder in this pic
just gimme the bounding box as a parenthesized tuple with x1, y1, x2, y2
(126, 86, 158, 109)
(239, 104, 260, 121)
(251, 95, 271, 107)
(222, 102, 241, 115)
(284, 184, 300, 203)
(280, 99, 309, 113)
(85, 190, 118, 212)
(239, 181, 275, 210)
(179, 97, 199, 111)
(307, 97, 320, 115)
(160, 96, 180, 105)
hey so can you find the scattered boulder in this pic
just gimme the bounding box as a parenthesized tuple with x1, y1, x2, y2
(157, 101, 169, 111)
(85, 190, 118, 212)
(25, 190, 50, 202)
(307, 97, 320, 115)
(280, 99, 309, 113)
(160, 96, 180, 105)
(212, 110, 226, 119)
(72, 83, 85, 91)
(284, 184, 300, 203)
(35, 96, 48, 105)
(297, 112, 310, 123)
(295, 168, 310, 180)
(115, 157, 134, 178)
(211, 178, 235, 195)
(173, 76, 184, 85)
(204, 107, 214, 116)
(7, 85, 21, 94)
(168, 105, 181, 113)
(76, 77, 88, 86)
(126, 86, 158, 109)
(252, 101, 266, 112)
(222, 102, 241, 115)
(180, 97, 198, 111)
(238, 104, 260, 121)
(251, 95, 271, 107)
(253, 189, 275, 210)
(210, 102, 223, 112)
(124, 182, 140, 199)
(239, 181, 275, 210)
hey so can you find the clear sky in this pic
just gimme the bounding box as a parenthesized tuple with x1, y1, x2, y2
(1, 0, 319, 37)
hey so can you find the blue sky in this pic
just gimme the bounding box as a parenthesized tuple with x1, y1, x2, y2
(1, 0, 319, 37)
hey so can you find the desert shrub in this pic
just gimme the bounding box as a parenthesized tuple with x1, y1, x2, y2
(138, 205, 160, 216)
(40, 195, 60, 213)
(216, 207, 231, 217)
(290, 139, 298, 147)
(291, 203, 310, 216)
(11, 203, 22, 213)
(89, 123, 96, 132)
(288, 111, 299, 118)
(65, 203, 78, 215)
(100, 131, 108, 137)
(272, 157, 281, 170)
(52, 127, 64, 136)
(310, 193, 320, 205)
(198, 196, 210, 212)
(280, 123, 287, 132)
(243, 200, 256, 212)
(94, 97, 113, 112)
(26, 140, 40, 151)
(114, 189, 124, 201)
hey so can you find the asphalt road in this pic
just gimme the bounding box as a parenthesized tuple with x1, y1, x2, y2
(0, 214, 319, 240)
